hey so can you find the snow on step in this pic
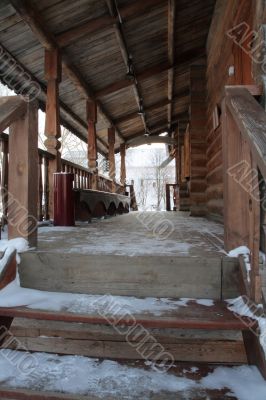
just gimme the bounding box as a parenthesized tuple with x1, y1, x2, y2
(0, 351, 266, 400)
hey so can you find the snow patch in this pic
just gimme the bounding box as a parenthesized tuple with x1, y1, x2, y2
(0, 238, 29, 264)
(227, 296, 266, 357)
(0, 238, 29, 254)
(0, 351, 265, 399)
(196, 299, 214, 307)
(228, 246, 250, 258)
(0, 280, 191, 316)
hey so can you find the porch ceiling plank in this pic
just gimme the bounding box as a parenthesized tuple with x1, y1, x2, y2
(0, 96, 27, 132)
(115, 89, 189, 125)
(95, 47, 206, 99)
(56, 0, 167, 48)
(105, 0, 149, 133)
(9, 0, 124, 144)
(167, 0, 176, 131)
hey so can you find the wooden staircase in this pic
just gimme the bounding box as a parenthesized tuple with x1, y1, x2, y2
(0, 249, 265, 399)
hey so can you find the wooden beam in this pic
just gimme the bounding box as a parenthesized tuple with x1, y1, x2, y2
(167, 0, 176, 131)
(0, 96, 27, 132)
(127, 136, 177, 147)
(124, 113, 188, 143)
(56, 0, 167, 47)
(95, 47, 206, 99)
(105, 0, 149, 132)
(115, 89, 189, 125)
(9, 0, 124, 145)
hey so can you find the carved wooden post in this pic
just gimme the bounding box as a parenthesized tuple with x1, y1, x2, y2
(87, 100, 98, 190)
(120, 143, 126, 187)
(108, 127, 116, 192)
(44, 48, 62, 219)
(8, 101, 38, 247)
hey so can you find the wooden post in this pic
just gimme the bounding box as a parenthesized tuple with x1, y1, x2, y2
(120, 143, 126, 186)
(166, 184, 171, 211)
(189, 65, 207, 216)
(1, 139, 9, 226)
(108, 127, 116, 192)
(44, 48, 62, 219)
(38, 154, 43, 222)
(87, 100, 98, 190)
(8, 100, 38, 247)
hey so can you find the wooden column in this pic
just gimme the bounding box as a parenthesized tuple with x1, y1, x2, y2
(108, 127, 116, 192)
(178, 121, 190, 211)
(44, 48, 62, 219)
(120, 143, 126, 186)
(189, 65, 207, 216)
(87, 100, 98, 189)
(8, 101, 38, 247)
(166, 184, 171, 211)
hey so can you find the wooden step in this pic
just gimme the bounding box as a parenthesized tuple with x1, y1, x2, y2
(5, 318, 247, 364)
(0, 299, 257, 330)
(0, 357, 243, 399)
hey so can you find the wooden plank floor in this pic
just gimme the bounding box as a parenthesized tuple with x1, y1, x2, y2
(0, 299, 257, 330)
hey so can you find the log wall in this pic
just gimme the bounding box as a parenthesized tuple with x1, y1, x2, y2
(205, 0, 262, 222)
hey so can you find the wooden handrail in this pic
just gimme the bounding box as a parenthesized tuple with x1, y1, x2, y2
(225, 86, 266, 178)
(0, 96, 27, 132)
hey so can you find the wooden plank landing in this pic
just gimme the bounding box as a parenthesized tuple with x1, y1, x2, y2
(0, 300, 257, 330)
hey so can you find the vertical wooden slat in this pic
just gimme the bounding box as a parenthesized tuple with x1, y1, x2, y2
(120, 143, 126, 187)
(1, 139, 9, 226)
(43, 156, 50, 221)
(108, 127, 116, 192)
(38, 154, 43, 222)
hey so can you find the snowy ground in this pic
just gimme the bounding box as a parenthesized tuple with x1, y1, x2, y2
(36, 212, 224, 257)
(0, 351, 265, 399)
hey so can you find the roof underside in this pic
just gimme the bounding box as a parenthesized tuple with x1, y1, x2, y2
(0, 0, 216, 154)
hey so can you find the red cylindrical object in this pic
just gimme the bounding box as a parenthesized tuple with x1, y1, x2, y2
(53, 173, 75, 226)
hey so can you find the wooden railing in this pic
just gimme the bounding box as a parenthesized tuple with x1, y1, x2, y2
(223, 86, 266, 303)
(0, 132, 125, 224)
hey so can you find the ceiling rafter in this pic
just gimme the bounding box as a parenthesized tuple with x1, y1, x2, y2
(114, 88, 190, 125)
(105, 0, 149, 134)
(94, 47, 206, 99)
(124, 112, 188, 143)
(167, 0, 176, 132)
(9, 0, 124, 145)
(56, 0, 167, 47)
